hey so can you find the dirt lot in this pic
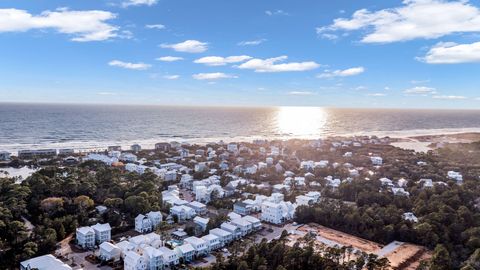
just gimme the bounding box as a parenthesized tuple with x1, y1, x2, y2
(290, 223, 432, 270)
(297, 223, 382, 253)
(384, 243, 432, 270)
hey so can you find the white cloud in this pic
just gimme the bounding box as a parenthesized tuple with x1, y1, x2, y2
(410, 79, 430, 84)
(192, 72, 237, 80)
(318, 66, 365, 78)
(160, 40, 208, 53)
(367, 93, 387, 97)
(156, 56, 183, 62)
(0, 8, 118, 42)
(97, 91, 117, 96)
(237, 56, 320, 72)
(287, 91, 316, 96)
(146, 24, 165, 30)
(403, 86, 437, 95)
(265, 10, 289, 16)
(108, 60, 151, 70)
(194, 55, 252, 66)
(318, 0, 480, 43)
(420, 41, 480, 64)
(433, 95, 466, 99)
(122, 0, 158, 8)
(163, 75, 180, 80)
(238, 39, 267, 46)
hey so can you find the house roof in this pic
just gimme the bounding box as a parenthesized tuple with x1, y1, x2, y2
(202, 233, 219, 242)
(176, 243, 195, 254)
(210, 228, 232, 237)
(99, 242, 119, 252)
(184, 236, 206, 246)
(20, 255, 72, 270)
(193, 216, 209, 225)
(76, 226, 94, 235)
(242, 215, 260, 224)
(91, 223, 111, 232)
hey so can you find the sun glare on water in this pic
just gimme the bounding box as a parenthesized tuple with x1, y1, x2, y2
(275, 106, 328, 137)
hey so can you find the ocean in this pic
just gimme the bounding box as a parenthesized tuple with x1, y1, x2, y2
(1, 103, 480, 152)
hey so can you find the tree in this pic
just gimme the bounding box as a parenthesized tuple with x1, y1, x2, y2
(430, 244, 451, 270)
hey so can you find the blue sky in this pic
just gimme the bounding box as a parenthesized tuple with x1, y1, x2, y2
(0, 0, 479, 109)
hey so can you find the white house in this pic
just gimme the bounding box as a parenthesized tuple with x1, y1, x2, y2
(220, 222, 242, 239)
(201, 234, 222, 252)
(159, 247, 179, 267)
(164, 171, 177, 182)
(99, 242, 121, 261)
(227, 143, 238, 152)
(124, 251, 147, 270)
(135, 214, 153, 233)
(371, 156, 383, 165)
(175, 243, 195, 262)
(188, 201, 207, 215)
(91, 223, 111, 244)
(260, 200, 295, 225)
(230, 218, 253, 236)
(210, 228, 233, 245)
(20, 254, 72, 270)
(147, 211, 163, 228)
(295, 195, 315, 206)
(184, 236, 208, 256)
(76, 226, 95, 249)
(193, 216, 210, 232)
(403, 212, 419, 223)
(242, 215, 262, 231)
(0, 151, 11, 161)
(170, 205, 196, 221)
(144, 246, 164, 270)
(447, 171, 463, 183)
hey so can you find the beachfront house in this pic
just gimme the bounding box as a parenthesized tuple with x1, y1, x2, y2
(0, 151, 11, 161)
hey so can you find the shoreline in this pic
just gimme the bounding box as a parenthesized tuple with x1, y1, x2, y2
(1, 128, 480, 154)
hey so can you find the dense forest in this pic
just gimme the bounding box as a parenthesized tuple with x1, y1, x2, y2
(0, 161, 164, 269)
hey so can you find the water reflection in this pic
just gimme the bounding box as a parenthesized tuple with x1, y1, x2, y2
(275, 106, 328, 137)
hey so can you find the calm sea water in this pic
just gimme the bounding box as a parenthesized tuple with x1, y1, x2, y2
(1, 103, 480, 152)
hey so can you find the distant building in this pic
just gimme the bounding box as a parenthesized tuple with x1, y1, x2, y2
(155, 142, 171, 152)
(130, 144, 142, 153)
(0, 151, 11, 161)
(108, 146, 122, 151)
(371, 156, 383, 165)
(18, 149, 57, 159)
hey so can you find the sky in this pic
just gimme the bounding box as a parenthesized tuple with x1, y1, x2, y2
(0, 0, 479, 109)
